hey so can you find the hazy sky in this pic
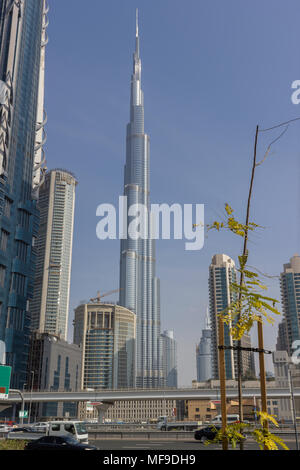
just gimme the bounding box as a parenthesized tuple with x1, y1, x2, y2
(44, 0, 300, 386)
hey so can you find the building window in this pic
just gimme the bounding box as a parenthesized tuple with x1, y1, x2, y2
(16, 240, 28, 262)
(10, 273, 26, 295)
(0, 265, 6, 287)
(18, 209, 30, 230)
(0, 229, 9, 252)
(3, 197, 12, 218)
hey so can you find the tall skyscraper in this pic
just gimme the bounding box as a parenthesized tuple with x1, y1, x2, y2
(119, 11, 162, 388)
(196, 309, 212, 382)
(160, 330, 178, 388)
(209, 254, 255, 380)
(73, 302, 136, 390)
(30, 169, 77, 341)
(276, 320, 288, 352)
(0, 0, 48, 388)
(280, 254, 300, 355)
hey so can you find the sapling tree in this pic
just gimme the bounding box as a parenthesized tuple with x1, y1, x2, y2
(202, 120, 297, 450)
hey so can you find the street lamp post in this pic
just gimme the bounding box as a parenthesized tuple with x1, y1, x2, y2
(28, 371, 34, 424)
(9, 389, 25, 425)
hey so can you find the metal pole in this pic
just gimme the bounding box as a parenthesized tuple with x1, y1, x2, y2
(288, 366, 299, 450)
(253, 395, 257, 426)
(9, 389, 25, 425)
(257, 320, 268, 450)
(218, 316, 228, 450)
(28, 371, 34, 424)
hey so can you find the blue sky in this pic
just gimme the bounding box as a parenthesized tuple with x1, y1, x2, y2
(44, 0, 300, 386)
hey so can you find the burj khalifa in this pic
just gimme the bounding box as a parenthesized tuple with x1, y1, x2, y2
(119, 11, 163, 388)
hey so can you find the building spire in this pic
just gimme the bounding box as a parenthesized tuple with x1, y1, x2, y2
(135, 8, 140, 58)
(205, 306, 211, 329)
(136, 8, 139, 38)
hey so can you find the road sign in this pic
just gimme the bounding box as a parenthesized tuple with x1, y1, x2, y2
(0, 365, 11, 399)
(19, 410, 28, 418)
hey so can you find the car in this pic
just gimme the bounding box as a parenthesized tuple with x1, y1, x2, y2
(194, 425, 221, 442)
(194, 424, 248, 445)
(0, 424, 10, 433)
(31, 422, 49, 432)
(9, 426, 35, 433)
(24, 435, 98, 451)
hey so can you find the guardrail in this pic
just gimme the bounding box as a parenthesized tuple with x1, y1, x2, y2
(87, 429, 299, 440)
(86, 423, 158, 431)
(88, 431, 195, 440)
(0, 428, 298, 442)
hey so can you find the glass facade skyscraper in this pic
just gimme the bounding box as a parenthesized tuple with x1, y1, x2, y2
(119, 12, 162, 388)
(73, 303, 136, 390)
(160, 330, 178, 388)
(196, 310, 212, 382)
(209, 254, 237, 380)
(0, 0, 48, 388)
(30, 169, 77, 340)
(280, 254, 300, 355)
(209, 254, 255, 380)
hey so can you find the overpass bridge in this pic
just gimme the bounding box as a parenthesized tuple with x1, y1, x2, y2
(3, 387, 300, 403)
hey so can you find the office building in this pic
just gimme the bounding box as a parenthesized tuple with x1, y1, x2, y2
(79, 398, 177, 424)
(280, 254, 300, 355)
(119, 11, 162, 388)
(26, 331, 82, 420)
(73, 302, 136, 390)
(196, 310, 212, 382)
(30, 169, 77, 340)
(0, 0, 48, 388)
(160, 330, 178, 388)
(209, 254, 255, 380)
(276, 321, 288, 352)
(272, 350, 300, 421)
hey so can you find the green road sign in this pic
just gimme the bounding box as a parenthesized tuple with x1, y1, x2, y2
(19, 410, 28, 418)
(0, 365, 11, 399)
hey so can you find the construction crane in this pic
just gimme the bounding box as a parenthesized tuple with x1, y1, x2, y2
(90, 288, 122, 303)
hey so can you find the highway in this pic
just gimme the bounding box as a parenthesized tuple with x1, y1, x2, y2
(90, 435, 298, 450)
(3, 429, 298, 451)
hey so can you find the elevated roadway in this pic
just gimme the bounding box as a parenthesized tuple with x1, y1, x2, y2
(2, 386, 299, 404)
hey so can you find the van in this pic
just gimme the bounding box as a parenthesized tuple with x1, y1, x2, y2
(211, 414, 239, 424)
(47, 421, 89, 444)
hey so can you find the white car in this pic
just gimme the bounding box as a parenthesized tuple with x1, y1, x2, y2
(31, 422, 49, 432)
(0, 424, 10, 433)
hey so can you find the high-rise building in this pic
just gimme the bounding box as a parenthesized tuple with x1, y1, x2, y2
(209, 254, 255, 380)
(0, 0, 48, 388)
(160, 330, 178, 388)
(209, 254, 237, 380)
(280, 254, 300, 355)
(276, 321, 288, 352)
(26, 331, 82, 420)
(196, 310, 212, 382)
(73, 302, 136, 390)
(119, 11, 162, 388)
(30, 169, 77, 340)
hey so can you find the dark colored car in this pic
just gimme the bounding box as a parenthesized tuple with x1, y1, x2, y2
(10, 426, 35, 433)
(24, 435, 98, 451)
(194, 425, 221, 442)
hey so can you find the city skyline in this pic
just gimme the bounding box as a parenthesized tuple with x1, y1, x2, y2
(42, 1, 299, 386)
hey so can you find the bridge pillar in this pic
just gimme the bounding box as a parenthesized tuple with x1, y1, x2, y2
(94, 401, 114, 423)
